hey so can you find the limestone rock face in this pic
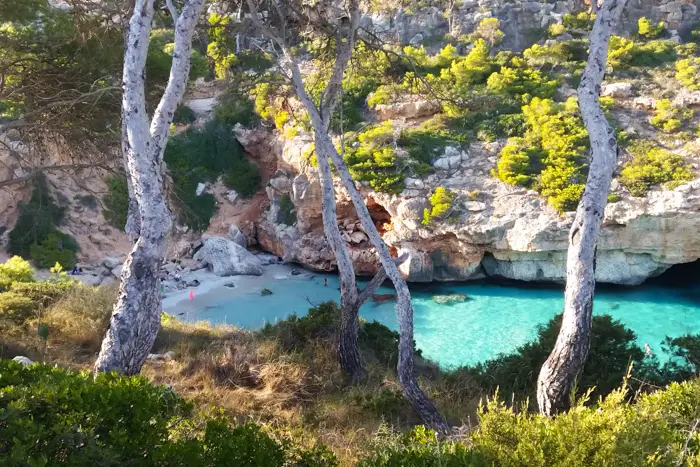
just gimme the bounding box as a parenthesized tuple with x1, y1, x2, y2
(255, 127, 700, 285)
(198, 236, 263, 277)
(229, 225, 247, 248)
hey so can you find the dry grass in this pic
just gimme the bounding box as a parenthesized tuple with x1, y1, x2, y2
(0, 285, 483, 466)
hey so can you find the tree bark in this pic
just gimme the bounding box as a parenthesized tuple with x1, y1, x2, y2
(95, 0, 207, 375)
(537, 0, 628, 416)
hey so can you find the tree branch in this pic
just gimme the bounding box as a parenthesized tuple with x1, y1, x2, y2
(0, 163, 109, 188)
(165, 0, 179, 22)
(357, 253, 408, 305)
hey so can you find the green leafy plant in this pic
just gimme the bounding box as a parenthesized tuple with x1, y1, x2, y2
(0, 256, 34, 292)
(472, 18, 504, 46)
(165, 121, 260, 230)
(619, 141, 694, 196)
(0, 360, 334, 466)
(173, 103, 196, 124)
(103, 175, 129, 230)
(637, 17, 665, 39)
(343, 122, 405, 194)
(278, 193, 297, 226)
(423, 187, 456, 225)
(676, 57, 700, 90)
(650, 99, 694, 133)
(486, 63, 557, 103)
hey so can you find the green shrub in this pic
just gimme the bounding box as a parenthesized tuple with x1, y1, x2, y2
(637, 17, 665, 39)
(10, 280, 74, 308)
(103, 175, 129, 230)
(676, 57, 700, 90)
(363, 380, 700, 466)
(278, 193, 297, 226)
(562, 11, 594, 31)
(495, 97, 588, 211)
(660, 334, 700, 381)
(472, 18, 504, 46)
(422, 187, 456, 225)
(524, 40, 588, 69)
(619, 142, 694, 196)
(343, 122, 405, 194)
(213, 89, 257, 126)
(0, 360, 335, 466)
(445, 39, 493, 93)
(28, 232, 78, 269)
(486, 64, 557, 103)
(0, 292, 37, 323)
(397, 118, 467, 168)
(8, 177, 77, 268)
(453, 314, 651, 402)
(608, 36, 677, 69)
(547, 23, 566, 38)
(0, 256, 34, 292)
(165, 121, 260, 230)
(354, 388, 410, 420)
(650, 99, 694, 133)
(173, 103, 196, 124)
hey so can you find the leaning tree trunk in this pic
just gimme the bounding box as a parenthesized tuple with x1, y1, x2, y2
(316, 134, 449, 434)
(313, 128, 365, 379)
(537, 0, 629, 416)
(95, 0, 207, 375)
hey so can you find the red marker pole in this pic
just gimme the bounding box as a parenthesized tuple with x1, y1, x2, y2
(189, 290, 194, 301)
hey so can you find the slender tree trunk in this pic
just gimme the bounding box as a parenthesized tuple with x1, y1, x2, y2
(95, 0, 207, 375)
(537, 0, 628, 416)
(316, 134, 449, 434)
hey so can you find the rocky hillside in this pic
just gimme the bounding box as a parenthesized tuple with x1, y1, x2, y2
(3, 0, 700, 286)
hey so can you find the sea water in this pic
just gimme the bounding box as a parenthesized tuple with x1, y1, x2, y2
(170, 268, 700, 368)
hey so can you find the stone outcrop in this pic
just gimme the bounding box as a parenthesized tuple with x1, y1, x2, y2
(195, 236, 263, 276)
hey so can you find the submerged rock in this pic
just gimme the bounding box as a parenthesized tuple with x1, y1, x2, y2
(261, 288, 273, 296)
(432, 294, 468, 305)
(372, 293, 397, 304)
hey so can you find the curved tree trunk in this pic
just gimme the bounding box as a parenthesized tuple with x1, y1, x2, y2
(537, 0, 629, 415)
(316, 134, 449, 434)
(95, 0, 207, 375)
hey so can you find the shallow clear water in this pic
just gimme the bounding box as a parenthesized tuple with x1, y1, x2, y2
(175, 271, 700, 369)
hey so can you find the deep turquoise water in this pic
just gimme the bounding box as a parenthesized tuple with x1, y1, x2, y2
(178, 271, 700, 368)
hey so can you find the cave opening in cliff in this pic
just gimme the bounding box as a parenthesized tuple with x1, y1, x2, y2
(647, 259, 700, 288)
(366, 198, 392, 236)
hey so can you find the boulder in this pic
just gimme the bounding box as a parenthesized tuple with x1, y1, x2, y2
(226, 190, 239, 203)
(349, 231, 368, 244)
(111, 264, 123, 278)
(12, 356, 34, 366)
(432, 294, 468, 305)
(102, 256, 122, 269)
(261, 288, 273, 295)
(199, 236, 263, 277)
(229, 225, 248, 248)
(195, 182, 206, 196)
(601, 82, 634, 98)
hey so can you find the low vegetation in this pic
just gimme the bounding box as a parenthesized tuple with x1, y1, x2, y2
(422, 187, 456, 225)
(1, 256, 699, 464)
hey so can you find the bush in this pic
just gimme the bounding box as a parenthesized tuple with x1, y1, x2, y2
(213, 89, 257, 126)
(472, 18, 504, 46)
(343, 122, 405, 194)
(0, 360, 333, 466)
(676, 57, 700, 90)
(10, 280, 74, 308)
(103, 175, 129, 230)
(173, 103, 196, 124)
(619, 142, 694, 196)
(43, 284, 115, 350)
(8, 177, 77, 268)
(28, 232, 78, 269)
(278, 193, 297, 226)
(495, 97, 588, 211)
(165, 121, 260, 230)
(660, 334, 700, 381)
(0, 256, 34, 292)
(650, 99, 694, 133)
(486, 64, 557, 103)
(0, 292, 37, 323)
(562, 11, 594, 31)
(422, 187, 456, 225)
(363, 379, 700, 466)
(637, 17, 665, 39)
(451, 314, 650, 403)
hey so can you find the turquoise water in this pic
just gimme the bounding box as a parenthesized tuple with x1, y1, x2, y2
(178, 272, 700, 369)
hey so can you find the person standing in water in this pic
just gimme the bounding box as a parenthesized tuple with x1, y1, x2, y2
(324, 278, 328, 287)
